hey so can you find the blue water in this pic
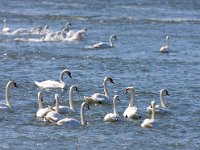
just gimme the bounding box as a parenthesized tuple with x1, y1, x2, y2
(0, 0, 200, 149)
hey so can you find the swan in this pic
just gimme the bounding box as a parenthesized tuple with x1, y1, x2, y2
(30, 26, 43, 34)
(0, 80, 18, 110)
(44, 94, 63, 123)
(90, 34, 117, 49)
(84, 76, 114, 104)
(104, 95, 120, 122)
(36, 92, 52, 118)
(65, 28, 87, 41)
(34, 69, 72, 89)
(53, 85, 79, 114)
(147, 89, 170, 114)
(123, 87, 139, 119)
(12, 28, 30, 35)
(141, 101, 156, 128)
(2, 19, 10, 33)
(160, 36, 169, 53)
(55, 102, 90, 126)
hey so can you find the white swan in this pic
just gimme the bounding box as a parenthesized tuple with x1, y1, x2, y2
(30, 26, 43, 35)
(104, 95, 120, 122)
(147, 89, 170, 114)
(44, 94, 62, 123)
(34, 69, 72, 89)
(55, 102, 90, 126)
(90, 34, 117, 49)
(36, 92, 52, 118)
(0, 81, 18, 110)
(12, 28, 30, 35)
(65, 28, 87, 41)
(123, 87, 139, 119)
(84, 76, 114, 104)
(2, 19, 10, 33)
(53, 85, 79, 114)
(160, 36, 169, 53)
(141, 101, 156, 128)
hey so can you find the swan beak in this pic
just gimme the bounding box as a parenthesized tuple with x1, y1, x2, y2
(75, 87, 79, 92)
(14, 82, 18, 88)
(124, 89, 128, 94)
(68, 72, 72, 79)
(110, 78, 114, 84)
(87, 104, 90, 110)
(166, 90, 170, 96)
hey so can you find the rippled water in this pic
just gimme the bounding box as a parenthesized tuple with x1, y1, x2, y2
(0, 0, 200, 149)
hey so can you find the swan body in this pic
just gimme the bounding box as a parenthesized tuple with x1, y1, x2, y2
(84, 76, 114, 104)
(44, 94, 62, 123)
(0, 81, 18, 110)
(36, 92, 52, 118)
(65, 28, 87, 41)
(56, 102, 90, 126)
(34, 69, 72, 89)
(12, 28, 30, 35)
(141, 101, 156, 128)
(90, 34, 117, 49)
(160, 36, 169, 53)
(123, 87, 139, 119)
(147, 89, 170, 114)
(53, 85, 79, 114)
(104, 95, 120, 122)
(2, 19, 10, 33)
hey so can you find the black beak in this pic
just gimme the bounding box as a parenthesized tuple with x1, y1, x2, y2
(75, 87, 79, 92)
(14, 82, 18, 88)
(68, 72, 72, 79)
(87, 104, 90, 110)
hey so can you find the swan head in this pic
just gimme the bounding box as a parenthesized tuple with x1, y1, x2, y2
(44, 25, 49, 30)
(166, 36, 169, 40)
(38, 92, 43, 101)
(54, 94, 59, 104)
(125, 87, 135, 94)
(104, 76, 114, 84)
(62, 69, 72, 78)
(114, 95, 120, 101)
(160, 89, 170, 96)
(71, 85, 79, 92)
(82, 102, 90, 110)
(151, 101, 156, 107)
(7, 80, 18, 88)
(3, 19, 7, 23)
(110, 34, 117, 40)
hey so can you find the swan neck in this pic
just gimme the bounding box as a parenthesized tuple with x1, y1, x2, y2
(166, 37, 169, 47)
(38, 97, 43, 109)
(55, 98, 59, 113)
(104, 80, 110, 99)
(109, 36, 113, 46)
(5, 83, 11, 107)
(151, 104, 155, 120)
(69, 87, 74, 110)
(160, 92, 166, 109)
(80, 103, 85, 125)
(129, 91, 135, 107)
(59, 71, 65, 86)
(113, 98, 117, 115)
(61, 27, 66, 36)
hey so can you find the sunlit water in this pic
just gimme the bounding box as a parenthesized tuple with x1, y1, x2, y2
(0, 0, 200, 149)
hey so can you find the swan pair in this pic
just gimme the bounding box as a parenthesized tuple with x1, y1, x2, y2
(0, 81, 18, 110)
(89, 34, 117, 49)
(84, 76, 114, 104)
(44, 94, 90, 126)
(34, 69, 72, 89)
(147, 89, 170, 114)
(160, 36, 169, 53)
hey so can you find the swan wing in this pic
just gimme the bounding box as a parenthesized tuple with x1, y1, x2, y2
(141, 118, 152, 128)
(92, 42, 110, 49)
(104, 113, 118, 122)
(160, 46, 169, 53)
(36, 108, 51, 118)
(53, 105, 74, 114)
(57, 118, 80, 126)
(34, 80, 64, 89)
(91, 93, 110, 102)
(123, 106, 138, 119)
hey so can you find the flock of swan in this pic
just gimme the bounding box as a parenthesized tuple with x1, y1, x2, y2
(0, 68, 170, 128)
(1, 19, 169, 51)
(0, 19, 171, 128)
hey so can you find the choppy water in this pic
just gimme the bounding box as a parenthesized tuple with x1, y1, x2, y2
(0, 0, 200, 149)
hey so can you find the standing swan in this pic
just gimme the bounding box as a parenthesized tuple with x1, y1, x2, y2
(36, 92, 52, 118)
(160, 36, 169, 53)
(53, 85, 79, 114)
(90, 34, 117, 49)
(0, 81, 18, 110)
(55, 102, 90, 126)
(84, 76, 114, 104)
(34, 69, 72, 89)
(147, 89, 170, 114)
(141, 101, 156, 128)
(44, 94, 62, 123)
(104, 95, 120, 122)
(123, 87, 139, 119)
(2, 19, 10, 33)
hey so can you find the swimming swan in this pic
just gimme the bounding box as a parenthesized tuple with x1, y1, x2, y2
(84, 76, 114, 104)
(147, 89, 170, 114)
(2, 19, 10, 33)
(0, 80, 18, 110)
(34, 69, 72, 89)
(12, 28, 30, 35)
(53, 85, 79, 114)
(55, 102, 90, 126)
(44, 94, 62, 123)
(160, 36, 169, 53)
(141, 101, 156, 128)
(36, 92, 52, 118)
(104, 95, 120, 122)
(123, 87, 139, 119)
(90, 34, 117, 49)
(65, 28, 87, 41)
